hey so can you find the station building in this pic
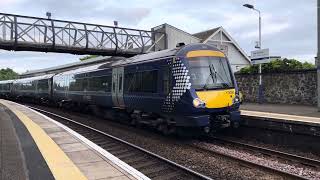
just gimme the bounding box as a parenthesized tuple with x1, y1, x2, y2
(152, 24, 251, 72)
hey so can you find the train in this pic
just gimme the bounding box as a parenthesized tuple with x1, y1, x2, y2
(0, 43, 240, 135)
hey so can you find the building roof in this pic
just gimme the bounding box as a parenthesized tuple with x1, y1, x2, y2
(153, 23, 201, 41)
(193, 27, 220, 42)
(193, 27, 251, 63)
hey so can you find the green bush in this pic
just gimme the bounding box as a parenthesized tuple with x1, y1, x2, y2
(239, 58, 315, 74)
(0, 68, 19, 80)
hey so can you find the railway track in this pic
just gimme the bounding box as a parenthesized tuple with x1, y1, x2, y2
(208, 136, 320, 169)
(28, 106, 211, 180)
(27, 105, 315, 179)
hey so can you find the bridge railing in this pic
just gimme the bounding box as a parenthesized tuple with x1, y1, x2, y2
(0, 13, 166, 56)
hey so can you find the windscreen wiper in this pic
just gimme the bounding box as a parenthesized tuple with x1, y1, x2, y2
(212, 63, 231, 88)
(202, 64, 216, 90)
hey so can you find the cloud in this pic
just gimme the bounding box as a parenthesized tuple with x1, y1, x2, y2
(0, 0, 317, 73)
(6, 0, 151, 26)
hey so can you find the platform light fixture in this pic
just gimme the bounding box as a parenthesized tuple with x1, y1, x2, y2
(114, 21, 118, 27)
(243, 4, 254, 9)
(46, 12, 52, 19)
(316, 0, 320, 112)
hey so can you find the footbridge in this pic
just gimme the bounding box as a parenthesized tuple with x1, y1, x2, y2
(0, 13, 166, 57)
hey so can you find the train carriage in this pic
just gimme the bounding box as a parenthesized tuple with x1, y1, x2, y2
(12, 74, 54, 103)
(0, 80, 14, 99)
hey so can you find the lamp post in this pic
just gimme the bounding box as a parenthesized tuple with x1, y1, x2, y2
(318, 0, 320, 111)
(243, 3, 263, 104)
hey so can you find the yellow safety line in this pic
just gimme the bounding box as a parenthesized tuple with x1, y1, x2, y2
(1, 101, 87, 180)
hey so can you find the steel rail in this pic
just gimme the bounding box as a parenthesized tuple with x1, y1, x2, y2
(27, 105, 212, 180)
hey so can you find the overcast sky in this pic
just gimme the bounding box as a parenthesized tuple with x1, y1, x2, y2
(0, 0, 317, 73)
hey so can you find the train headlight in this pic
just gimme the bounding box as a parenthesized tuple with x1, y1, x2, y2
(232, 95, 240, 104)
(193, 98, 206, 108)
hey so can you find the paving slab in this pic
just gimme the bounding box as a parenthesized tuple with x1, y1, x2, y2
(60, 142, 89, 153)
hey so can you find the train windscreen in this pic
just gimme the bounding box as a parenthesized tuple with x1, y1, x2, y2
(188, 57, 234, 90)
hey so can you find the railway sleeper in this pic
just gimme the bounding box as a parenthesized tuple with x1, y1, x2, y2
(127, 157, 154, 166)
(99, 142, 119, 148)
(132, 160, 159, 169)
(152, 170, 185, 180)
(111, 149, 132, 156)
(117, 152, 140, 159)
(141, 165, 172, 177)
(105, 145, 124, 152)
(122, 155, 149, 164)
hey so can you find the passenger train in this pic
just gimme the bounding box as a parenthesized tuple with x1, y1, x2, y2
(0, 43, 240, 135)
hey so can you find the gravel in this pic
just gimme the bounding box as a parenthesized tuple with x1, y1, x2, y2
(218, 135, 320, 162)
(193, 141, 320, 179)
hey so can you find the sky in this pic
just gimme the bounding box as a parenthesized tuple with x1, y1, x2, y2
(0, 0, 317, 73)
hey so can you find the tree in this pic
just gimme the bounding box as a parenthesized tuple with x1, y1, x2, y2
(0, 68, 19, 80)
(80, 55, 99, 61)
(239, 58, 316, 74)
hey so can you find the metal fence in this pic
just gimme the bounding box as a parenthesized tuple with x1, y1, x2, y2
(0, 13, 166, 56)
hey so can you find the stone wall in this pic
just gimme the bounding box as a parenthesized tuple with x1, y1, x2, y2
(235, 69, 317, 105)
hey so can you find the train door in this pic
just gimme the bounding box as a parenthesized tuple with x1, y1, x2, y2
(112, 67, 125, 108)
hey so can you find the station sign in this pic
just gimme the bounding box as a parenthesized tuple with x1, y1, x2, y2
(251, 48, 270, 64)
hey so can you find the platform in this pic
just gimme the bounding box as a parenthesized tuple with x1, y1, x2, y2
(240, 103, 320, 136)
(0, 99, 149, 180)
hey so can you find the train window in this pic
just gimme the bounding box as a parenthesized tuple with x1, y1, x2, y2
(163, 67, 170, 94)
(70, 78, 83, 91)
(142, 71, 158, 93)
(38, 80, 48, 91)
(88, 76, 112, 92)
(55, 77, 65, 91)
(22, 82, 34, 91)
(83, 78, 88, 91)
(0, 84, 9, 91)
(118, 74, 123, 92)
(124, 73, 135, 92)
(125, 70, 158, 93)
(125, 72, 141, 92)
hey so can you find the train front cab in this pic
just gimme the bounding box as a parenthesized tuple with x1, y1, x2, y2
(176, 47, 241, 133)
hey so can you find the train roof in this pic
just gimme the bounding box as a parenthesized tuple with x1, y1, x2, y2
(56, 62, 110, 76)
(13, 74, 55, 83)
(112, 43, 222, 66)
(55, 43, 223, 76)
(0, 80, 14, 84)
(55, 48, 179, 76)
